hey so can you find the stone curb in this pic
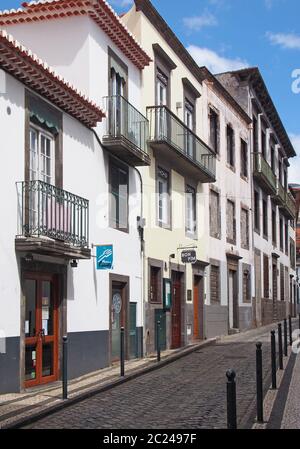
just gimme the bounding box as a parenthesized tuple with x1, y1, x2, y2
(2, 337, 218, 429)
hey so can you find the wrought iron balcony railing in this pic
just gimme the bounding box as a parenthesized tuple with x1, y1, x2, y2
(276, 179, 286, 207)
(285, 191, 296, 220)
(147, 105, 216, 182)
(103, 95, 150, 165)
(252, 152, 277, 195)
(17, 180, 89, 248)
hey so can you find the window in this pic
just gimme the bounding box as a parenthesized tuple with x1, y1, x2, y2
(243, 266, 251, 303)
(29, 126, 55, 184)
(186, 185, 196, 236)
(283, 168, 288, 191)
(279, 216, 284, 251)
(272, 207, 277, 245)
(261, 122, 266, 159)
(280, 264, 285, 301)
(254, 190, 260, 232)
(240, 139, 248, 178)
(278, 155, 283, 184)
(209, 108, 219, 154)
(241, 207, 249, 249)
(149, 265, 162, 303)
(285, 219, 289, 255)
(210, 264, 220, 304)
(253, 116, 258, 153)
(226, 200, 236, 244)
(270, 142, 275, 172)
(263, 254, 269, 299)
(226, 125, 235, 168)
(263, 197, 268, 239)
(290, 238, 296, 270)
(109, 160, 129, 231)
(157, 166, 170, 227)
(210, 190, 221, 239)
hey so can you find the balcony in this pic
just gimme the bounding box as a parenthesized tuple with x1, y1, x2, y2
(283, 191, 296, 220)
(147, 106, 216, 182)
(272, 179, 286, 208)
(16, 180, 91, 259)
(252, 153, 277, 195)
(102, 95, 151, 166)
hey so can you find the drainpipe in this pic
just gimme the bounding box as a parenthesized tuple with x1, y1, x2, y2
(92, 129, 145, 358)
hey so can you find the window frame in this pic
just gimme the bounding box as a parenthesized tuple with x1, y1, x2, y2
(109, 158, 129, 233)
(156, 165, 171, 229)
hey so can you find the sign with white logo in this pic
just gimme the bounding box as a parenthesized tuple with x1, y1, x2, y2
(96, 245, 113, 270)
(181, 250, 197, 264)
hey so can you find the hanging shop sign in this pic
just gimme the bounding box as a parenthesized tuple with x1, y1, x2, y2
(181, 249, 197, 264)
(96, 245, 113, 270)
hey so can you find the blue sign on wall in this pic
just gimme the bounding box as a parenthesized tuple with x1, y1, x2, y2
(96, 245, 113, 270)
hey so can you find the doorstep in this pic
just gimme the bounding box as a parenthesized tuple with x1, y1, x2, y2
(0, 338, 218, 429)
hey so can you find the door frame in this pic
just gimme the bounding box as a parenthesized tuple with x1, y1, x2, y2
(23, 271, 59, 389)
(109, 274, 130, 365)
(20, 259, 66, 392)
(227, 255, 240, 330)
(170, 263, 186, 349)
(193, 274, 204, 341)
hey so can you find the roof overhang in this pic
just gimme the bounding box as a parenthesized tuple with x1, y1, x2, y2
(0, 30, 105, 127)
(0, 0, 151, 70)
(231, 67, 296, 158)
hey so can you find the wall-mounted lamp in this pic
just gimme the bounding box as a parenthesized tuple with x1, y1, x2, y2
(70, 259, 78, 268)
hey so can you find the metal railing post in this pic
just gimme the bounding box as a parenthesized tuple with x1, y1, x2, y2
(271, 331, 277, 390)
(278, 323, 283, 370)
(256, 342, 264, 423)
(226, 369, 237, 429)
(289, 315, 293, 346)
(156, 320, 161, 362)
(120, 327, 125, 377)
(283, 318, 288, 357)
(62, 335, 68, 400)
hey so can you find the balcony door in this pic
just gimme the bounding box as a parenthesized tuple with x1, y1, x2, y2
(110, 68, 126, 138)
(156, 70, 168, 140)
(29, 126, 55, 184)
(24, 273, 59, 388)
(184, 99, 194, 158)
(28, 126, 55, 232)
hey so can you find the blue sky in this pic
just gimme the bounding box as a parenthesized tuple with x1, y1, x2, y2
(1, 0, 300, 182)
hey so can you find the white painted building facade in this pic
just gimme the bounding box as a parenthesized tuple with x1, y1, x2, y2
(0, 1, 151, 393)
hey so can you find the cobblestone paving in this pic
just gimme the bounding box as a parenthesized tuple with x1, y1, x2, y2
(281, 352, 300, 429)
(25, 326, 275, 429)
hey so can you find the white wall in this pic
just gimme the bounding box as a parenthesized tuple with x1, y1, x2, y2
(0, 72, 24, 337)
(202, 82, 253, 307)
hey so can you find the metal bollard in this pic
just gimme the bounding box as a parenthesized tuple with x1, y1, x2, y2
(271, 331, 277, 390)
(156, 320, 161, 362)
(299, 313, 300, 331)
(283, 319, 288, 357)
(278, 323, 283, 370)
(120, 327, 125, 377)
(62, 335, 68, 400)
(226, 369, 237, 429)
(256, 342, 264, 423)
(289, 315, 293, 346)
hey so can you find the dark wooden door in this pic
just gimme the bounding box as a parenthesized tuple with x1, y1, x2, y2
(24, 273, 59, 388)
(171, 273, 182, 349)
(193, 276, 204, 340)
(111, 283, 126, 362)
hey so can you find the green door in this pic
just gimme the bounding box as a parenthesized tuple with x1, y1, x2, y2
(129, 302, 137, 359)
(155, 309, 166, 351)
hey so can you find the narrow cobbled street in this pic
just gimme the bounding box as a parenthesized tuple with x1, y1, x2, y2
(24, 326, 277, 429)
